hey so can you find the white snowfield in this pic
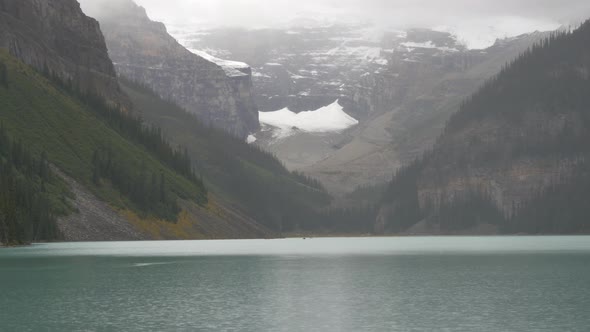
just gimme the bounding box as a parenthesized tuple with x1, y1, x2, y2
(259, 100, 358, 139)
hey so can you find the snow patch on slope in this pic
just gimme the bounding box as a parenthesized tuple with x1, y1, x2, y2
(401, 41, 460, 53)
(246, 135, 257, 144)
(259, 100, 358, 139)
(401, 41, 437, 49)
(188, 49, 250, 77)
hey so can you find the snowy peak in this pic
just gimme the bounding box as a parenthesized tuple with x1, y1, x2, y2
(259, 100, 358, 139)
(167, 23, 391, 112)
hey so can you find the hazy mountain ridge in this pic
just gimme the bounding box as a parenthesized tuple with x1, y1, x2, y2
(376, 21, 590, 234)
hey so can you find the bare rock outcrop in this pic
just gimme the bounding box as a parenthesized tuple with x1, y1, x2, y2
(54, 168, 148, 242)
(81, 0, 259, 138)
(0, 0, 129, 110)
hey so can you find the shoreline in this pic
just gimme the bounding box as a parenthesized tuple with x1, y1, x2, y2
(3, 233, 590, 247)
(283, 232, 590, 239)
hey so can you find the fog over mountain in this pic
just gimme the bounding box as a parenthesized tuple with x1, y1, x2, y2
(128, 0, 588, 29)
(73, 0, 589, 51)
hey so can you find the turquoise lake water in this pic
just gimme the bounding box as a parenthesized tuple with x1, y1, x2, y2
(1, 236, 589, 331)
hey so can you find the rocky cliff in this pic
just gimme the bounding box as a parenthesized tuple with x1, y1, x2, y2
(0, 0, 128, 110)
(80, 0, 259, 138)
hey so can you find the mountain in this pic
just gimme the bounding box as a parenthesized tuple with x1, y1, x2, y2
(305, 29, 550, 193)
(171, 22, 387, 115)
(0, 47, 279, 242)
(0, 0, 277, 243)
(173, 22, 551, 193)
(80, 0, 259, 139)
(120, 78, 332, 233)
(376, 21, 590, 235)
(76, 0, 334, 233)
(0, 0, 129, 110)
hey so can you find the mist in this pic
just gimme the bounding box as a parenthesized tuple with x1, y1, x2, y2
(125, 0, 590, 30)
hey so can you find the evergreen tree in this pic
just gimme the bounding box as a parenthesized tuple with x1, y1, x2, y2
(0, 124, 62, 245)
(0, 61, 7, 87)
(90, 147, 181, 221)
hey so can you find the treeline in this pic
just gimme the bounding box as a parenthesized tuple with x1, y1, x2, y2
(0, 124, 64, 245)
(430, 190, 507, 232)
(510, 160, 590, 234)
(0, 61, 7, 87)
(378, 166, 590, 235)
(378, 163, 423, 233)
(346, 183, 387, 204)
(291, 171, 326, 191)
(313, 204, 377, 234)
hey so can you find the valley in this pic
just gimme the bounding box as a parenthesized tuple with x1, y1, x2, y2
(170, 22, 552, 193)
(1, 0, 588, 243)
(2, 1, 590, 331)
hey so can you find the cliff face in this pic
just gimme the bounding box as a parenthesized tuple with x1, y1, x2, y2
(0, 0, 128, 109)
(377, 22, 590, 234)
(81, 0, 259, 138)
(173, 23, 384, 115)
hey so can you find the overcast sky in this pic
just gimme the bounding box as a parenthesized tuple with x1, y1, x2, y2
(130, 0, 590, 30)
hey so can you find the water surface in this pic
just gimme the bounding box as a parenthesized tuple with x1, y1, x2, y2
(1, 236, 589, 331)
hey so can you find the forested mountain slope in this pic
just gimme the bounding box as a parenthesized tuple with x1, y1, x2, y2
(0, 0, 338, 243)
(377, 21, 590, 235)
(0, 121, 66, 245)
(121, 79, 332, 232)
(0, 51, 235, 243)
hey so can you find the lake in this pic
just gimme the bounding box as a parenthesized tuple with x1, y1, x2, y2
(1, 236, 589, 331)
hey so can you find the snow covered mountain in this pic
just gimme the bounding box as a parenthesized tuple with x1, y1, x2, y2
(169, 22, 554, 192)
(170, 22, 389, 115)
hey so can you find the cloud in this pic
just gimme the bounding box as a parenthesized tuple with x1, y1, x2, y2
(127, 0, 590, 29)
(80, 0, 590, 37)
